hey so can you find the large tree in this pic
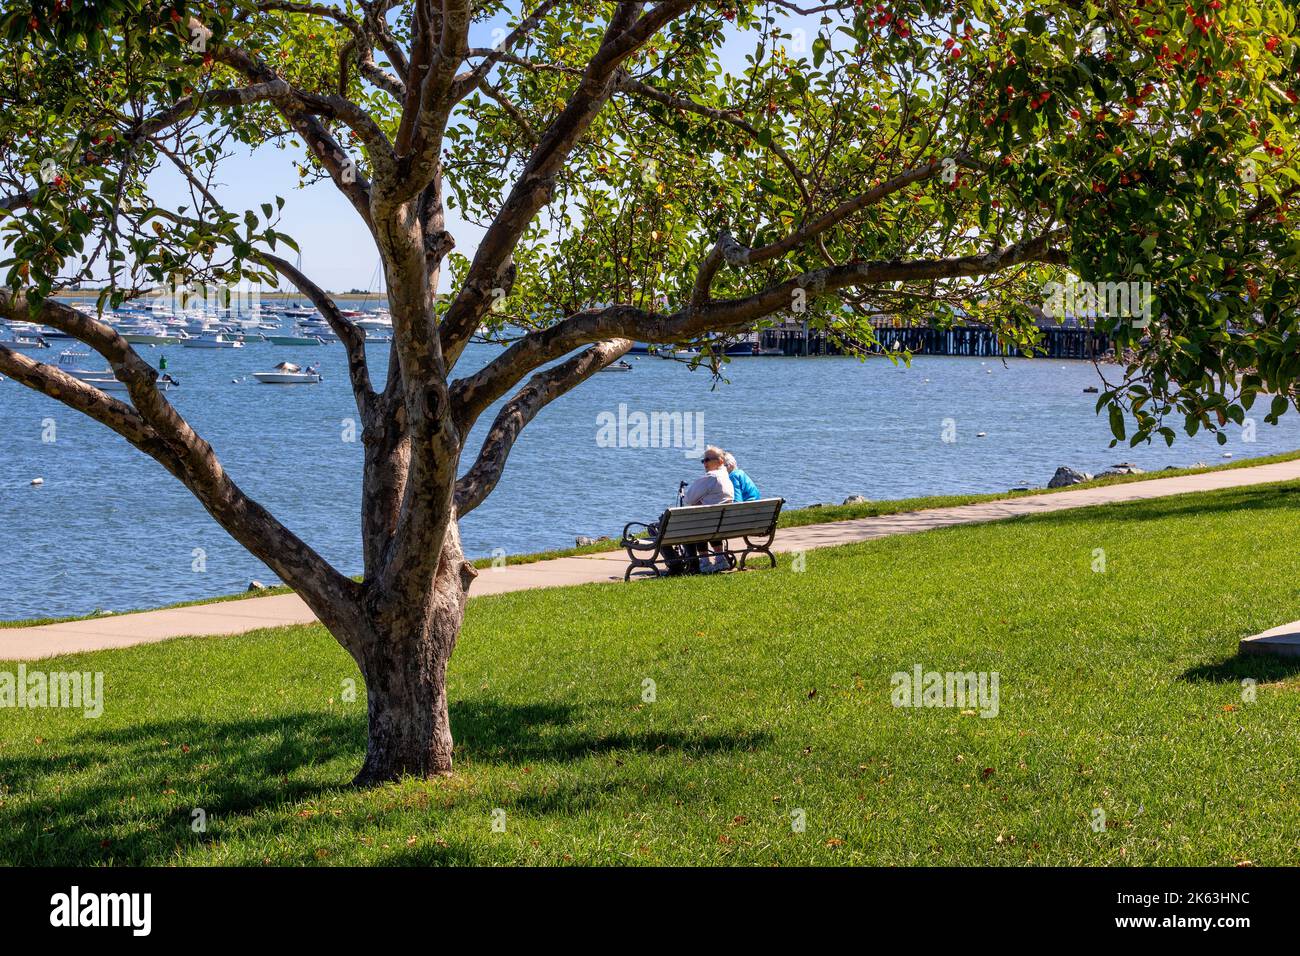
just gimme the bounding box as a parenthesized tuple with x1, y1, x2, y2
(2, 0, 1297, 783)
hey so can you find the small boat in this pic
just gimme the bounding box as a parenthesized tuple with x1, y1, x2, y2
(56, 348, 112, 381)
(118, 321, 190, 345)
(355, 314, 394, 333)
(183, 331, 243, 349)
(252, 361, 322, 384)
(600, 360, 634, 372)
(264, 334, 323, 346)
(0, 327, 49, 350)
(57, 349, 177, 391)
(77, 374, 178, 393)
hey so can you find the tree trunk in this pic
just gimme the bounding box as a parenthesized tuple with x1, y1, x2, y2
(351, 520, 476, 786)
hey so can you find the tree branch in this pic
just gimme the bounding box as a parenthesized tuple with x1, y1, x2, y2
(0, 187, 35, 213)
(450, 0, 565, 101)
(691, 157, 958, 305)
(0, 343, 187, 479)
(452, 229, 1069, 431)
(206, 24, 379, 232)
(481, 82, 539, 144)
(454, 338, 632, 514)
(128, 79, 294, 140)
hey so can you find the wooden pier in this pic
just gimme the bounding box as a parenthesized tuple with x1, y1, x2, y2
(757, 321, 1111, 360)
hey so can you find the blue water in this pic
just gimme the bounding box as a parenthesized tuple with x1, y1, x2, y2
(3, 337, 1297, 620)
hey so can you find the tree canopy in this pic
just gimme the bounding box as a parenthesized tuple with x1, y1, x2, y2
(4, 1, 1298, 448)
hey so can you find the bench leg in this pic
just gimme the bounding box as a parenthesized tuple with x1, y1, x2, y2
(624, 559, 658, 581)
(624, 548, 664, 581)
(739, 535, 777, 571)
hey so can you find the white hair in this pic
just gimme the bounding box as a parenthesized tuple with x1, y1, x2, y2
(722, 451, 737, 471)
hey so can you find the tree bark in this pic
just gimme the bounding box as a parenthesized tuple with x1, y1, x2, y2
(352, 518, 477, 786)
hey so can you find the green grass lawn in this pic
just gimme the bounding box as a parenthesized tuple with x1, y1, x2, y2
(4, 480, 1300, 865)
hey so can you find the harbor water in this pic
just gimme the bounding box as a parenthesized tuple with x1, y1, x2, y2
(3, 334, 1298, 620)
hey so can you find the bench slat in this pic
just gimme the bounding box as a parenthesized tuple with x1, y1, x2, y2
(715, 518, 776, 536)
(663, 514, 725, 532)
(656, 499, 782, 544)
(661, 529, 722, 544)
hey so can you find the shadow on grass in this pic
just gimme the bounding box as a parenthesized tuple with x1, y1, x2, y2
(0, 699, 768, 864)
(453, 697, 769, 763)
(0, 710, 363, 865)
(1181, 654, 1300, 683)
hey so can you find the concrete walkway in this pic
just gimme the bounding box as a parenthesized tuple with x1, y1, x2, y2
(6, 457, 1300, 660)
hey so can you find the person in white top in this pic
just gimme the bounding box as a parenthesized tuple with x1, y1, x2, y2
(681, 446, 733, 572)
(683, 446, 735, 506)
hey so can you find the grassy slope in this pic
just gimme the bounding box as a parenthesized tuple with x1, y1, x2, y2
(7, 446, 1300, 629)
(3, 480, 1300, 865)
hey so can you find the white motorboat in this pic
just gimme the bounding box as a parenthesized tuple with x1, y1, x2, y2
(355, 313, 394, 333)
(75, 374, 170, 393)
(599, 360, 634, 372)
(55, 348, 177, 391)
(264, 332, 324, 346)
(656, 348, 701, 361)
(117, 320, 190, 345)
(0, 326, 49, 350)
(252, 361, 322, 384)
(56, 348, 111, 380)
(297, 321, 339, 343)
(183, 330, 244, 348)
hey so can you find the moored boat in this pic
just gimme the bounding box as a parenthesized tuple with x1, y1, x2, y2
(0, 326, 49, 350)
(252, 361, 322, 384)
(55, 348, 177, 391)
(183, 331, 244, 348)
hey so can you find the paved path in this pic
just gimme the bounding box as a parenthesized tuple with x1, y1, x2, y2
(6, 458, 1300, 660)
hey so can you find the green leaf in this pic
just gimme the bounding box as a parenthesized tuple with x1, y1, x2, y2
(1108, 405, 1126, 441)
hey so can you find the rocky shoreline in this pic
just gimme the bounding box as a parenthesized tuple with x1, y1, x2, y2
(1045, 461, 1210, 488)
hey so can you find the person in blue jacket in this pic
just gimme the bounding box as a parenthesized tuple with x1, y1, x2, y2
(722, 451, 761, 501)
